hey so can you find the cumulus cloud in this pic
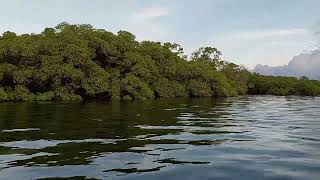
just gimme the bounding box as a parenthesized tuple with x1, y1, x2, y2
(253, 50, 320, 80)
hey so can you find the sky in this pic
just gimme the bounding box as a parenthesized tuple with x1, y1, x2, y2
(0, 0, 320, 68)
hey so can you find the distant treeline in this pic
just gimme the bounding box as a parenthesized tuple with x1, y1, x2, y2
(0, 23, 319, 102)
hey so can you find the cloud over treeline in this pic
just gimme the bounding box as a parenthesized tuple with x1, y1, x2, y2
(253, 50, 320, 80)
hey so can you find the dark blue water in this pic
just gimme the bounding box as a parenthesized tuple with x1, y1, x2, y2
(0, 96, 319, 180)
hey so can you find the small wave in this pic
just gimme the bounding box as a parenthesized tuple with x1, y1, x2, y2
(2, 128, 40, 133)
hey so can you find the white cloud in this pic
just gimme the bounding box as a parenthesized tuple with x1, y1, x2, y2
(209, 28, 312, 68)
(218, 28, 308, 40)
(122, 7, 171, 41)
(253, 50, 320, 80)
(132, 7, 170, 21)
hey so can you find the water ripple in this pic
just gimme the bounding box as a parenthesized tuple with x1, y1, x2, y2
(0, 96, 319, 179)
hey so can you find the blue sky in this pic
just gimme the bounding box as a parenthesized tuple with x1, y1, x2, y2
(0, 0, 319, 68)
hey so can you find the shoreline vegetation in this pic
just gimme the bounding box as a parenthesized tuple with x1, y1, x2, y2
(0, 22, 320, 102)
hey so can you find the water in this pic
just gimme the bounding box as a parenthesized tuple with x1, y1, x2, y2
(0, 96, 319, 180)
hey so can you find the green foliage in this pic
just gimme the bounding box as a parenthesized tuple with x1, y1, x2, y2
(121, 75, 154, 100)
(221, 62, 250, 95)
(122, 95, 133, 101)
(247, 75, 320, 96)
(81, 63, 110, 97)
(9, 85, 34, 101)
(0, 87, 8, 101)
(13, 67, 35, 85)
(191, 46, 222, 66)
(294, 81, 320, 96)
(0, 63, 17, 86)
(107, 69, 121, 100)
(153, 78, 187, 98)
(0, 23, 319, 102)
(34, 91, 55, 101)
(188, 80, 212, 97)
(52, 87, 82, 101)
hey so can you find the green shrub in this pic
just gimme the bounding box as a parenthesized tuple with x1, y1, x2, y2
(0, 88, 8, 101)
(121, 75, 154, 100)
(53, 87, 82, 101)
(122, 95, 133, 101)
(187, 80, 211, 97)
(10, 85, 34, 101)
(0, 22, 319, 102)
(34, 91, 55, 101)
(153, 78, 187, 98)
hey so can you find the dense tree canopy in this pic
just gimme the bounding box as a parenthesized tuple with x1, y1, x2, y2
(0, 23, 319, 101)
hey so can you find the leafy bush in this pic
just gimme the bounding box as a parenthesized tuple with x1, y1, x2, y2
(10, 85, 34, 101)
(0, 22, 319, 102)
(0, 87, 8, 101)
(188, 80, 212, 97)
(121, 75, 154, 100)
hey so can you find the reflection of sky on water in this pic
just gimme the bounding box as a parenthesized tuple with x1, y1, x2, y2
(0, 96, 319, 179)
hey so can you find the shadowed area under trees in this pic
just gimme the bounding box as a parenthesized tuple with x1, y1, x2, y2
(0, 23, 319, 102)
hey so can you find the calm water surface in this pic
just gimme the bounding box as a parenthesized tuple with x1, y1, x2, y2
(0, 96, 319, 180)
